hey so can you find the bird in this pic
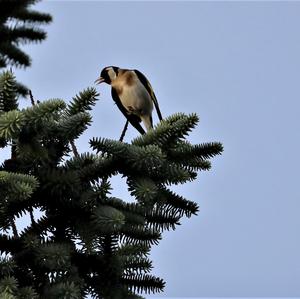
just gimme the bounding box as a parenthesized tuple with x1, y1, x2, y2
(95, 66, 163, 135)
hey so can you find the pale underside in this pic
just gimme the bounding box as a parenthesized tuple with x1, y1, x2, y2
(112, 71, 154, 130)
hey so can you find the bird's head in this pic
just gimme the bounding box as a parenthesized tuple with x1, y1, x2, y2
(95, 66, 119, 85)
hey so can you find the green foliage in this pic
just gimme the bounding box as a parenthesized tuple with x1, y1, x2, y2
(0, 109, 25, 139)
(0, 70, 223, 298)
(0, 70, 18, 112)
(122, 274, 165, 295)
(132, 112, 199, 148)
(0, 171, 39, 200)
(58, 112, 92, 140)
(0, 98, 66, 140)
(92, 205, 126, 233)
(0, 0, 52, 69)
(0, 0, 52, 100)
(0, 276, 18, 299)
(23, 99, 66, 124)
(0, 70, 20, 146)
(36, 243, 72, 271)
(66, 87, 99, 116)
(42, 281, 81, 299)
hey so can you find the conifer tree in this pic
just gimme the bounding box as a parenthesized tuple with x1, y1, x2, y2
(0, 0, 52, 68)
(0, 0, 52, 96)
(0, 70, 223, 298)
(0, 1, 223, 298)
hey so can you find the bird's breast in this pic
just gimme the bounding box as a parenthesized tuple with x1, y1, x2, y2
(113, 80, 153, 116)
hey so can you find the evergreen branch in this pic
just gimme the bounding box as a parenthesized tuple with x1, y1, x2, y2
(15, 81, 28, 98)
(41, 281, 81, 299)
(20, 215, 51, 237)
(182, 158, 211, 171)
(0, 42, 31, 67)
(0, 205, 11, 231)
(145, 205, 181, 231)
(122, 274, 165, 294)
(1, 27, 46, 43)
(0, 136, 7, 147)
(16, 286, 38, 299)
(121, 293, 144, 299)
(126, 145, 165, 174)
(91, 138, 166, 177)
(98, 197, 146, 226)
(132, 113, 199, 147)
(121, 226, 161, 247)
(0, 234, 21, 255)
(90, 137, 128, 157)
(28, 90, 35, 106)
(0, 56, 5, 68)
(65, 152, 97, 171)
(65, 154, 119, 183)
(71, 251, 105, 275)
(29, 207, 35, 226)
(66, 87, 99, 116)
(0, 171, 39, 195)
(160, 162, 197, 185)
(0, 71, 28, 100)
(70, 140, 79, 157)
(12, 8, 52, 24)
(170, 140, 223, 160)
(0, 70, 18, 112)
(36, 243, 72, 272)
(0, 276, 18, 299)
(37, 168, 80, 200)
(57, 112, 92, 140)
(192, 141, 224, 158)
(0, 1, 39, 21)
(132, 121, 172, 148)
(23, 99, 66, 125)
(0, 256, 16, 277)
(123, 256, 153, 275)
(0, 110, 24, 139)
(94, 199, 146, 229)
(128, 178, 158, 205)
(16, 139, 50, 164)
(4, 203, 38, 230)
(117, 244, 150, 258)
(10, 219, 18, 238)
(92, 205, 125, 233)
(0, 0, 52, 70)
(158, 187, 199, 218)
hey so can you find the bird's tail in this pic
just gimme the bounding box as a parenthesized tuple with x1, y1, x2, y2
(141, 115, 153, 132)
(131, 120, 146, 134)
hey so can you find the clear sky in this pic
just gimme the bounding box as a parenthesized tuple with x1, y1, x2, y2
(3, 0, 300, 297)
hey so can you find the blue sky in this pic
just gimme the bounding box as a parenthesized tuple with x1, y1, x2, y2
(2, 1, 300, 297)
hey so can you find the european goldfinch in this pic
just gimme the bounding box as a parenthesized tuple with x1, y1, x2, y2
(95, 66, 163, 135)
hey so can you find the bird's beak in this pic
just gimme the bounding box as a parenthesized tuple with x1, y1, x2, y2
(95, 77, 105, 84)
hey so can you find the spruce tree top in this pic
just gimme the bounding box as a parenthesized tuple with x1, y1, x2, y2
(0, 0, 52, 69)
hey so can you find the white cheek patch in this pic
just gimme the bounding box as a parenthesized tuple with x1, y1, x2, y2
(107, 68, 117, 80)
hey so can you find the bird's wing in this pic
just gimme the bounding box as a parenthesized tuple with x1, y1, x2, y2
(134, 69, 163, 121)
(111, 88, 146, 135)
